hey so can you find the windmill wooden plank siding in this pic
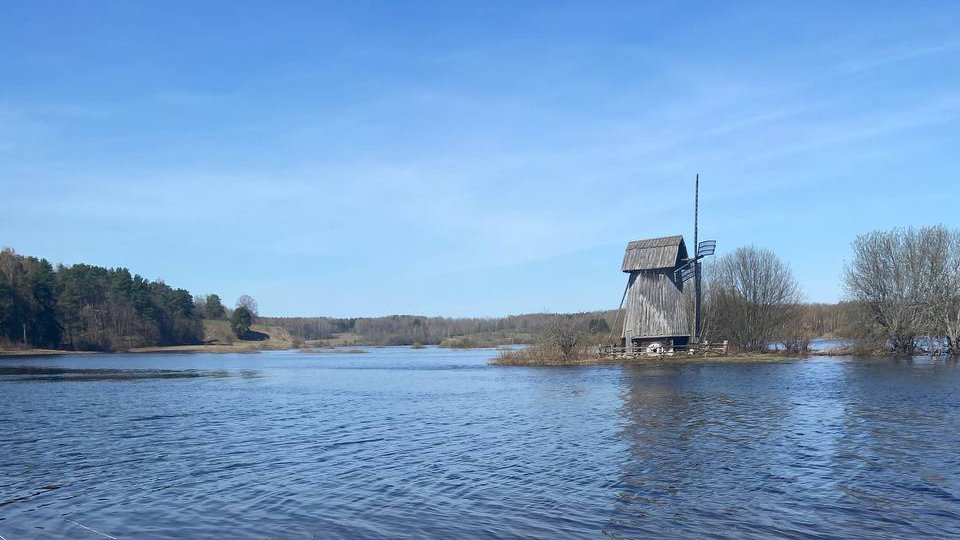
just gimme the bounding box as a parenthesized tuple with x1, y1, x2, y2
(621, 235, 691, 349)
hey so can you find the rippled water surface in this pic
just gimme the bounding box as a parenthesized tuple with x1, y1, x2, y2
(3, 348, 960, 539)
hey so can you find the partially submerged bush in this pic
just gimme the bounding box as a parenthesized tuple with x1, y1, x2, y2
(493, 343, 595, 365)
(843, 226, 960, 356)
(493, 316, 593, 365)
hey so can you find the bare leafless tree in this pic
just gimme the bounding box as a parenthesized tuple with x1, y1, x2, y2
(236, 295, 259, 317)
(704, 246, 803, 352)
(545, 316, 587, 359)
(945, 231, 960, 353)
(843, 226, 960, 355)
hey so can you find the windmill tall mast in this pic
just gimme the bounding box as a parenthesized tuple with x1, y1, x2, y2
(672, 176, 716, 347)
(694, 174, 702, 343)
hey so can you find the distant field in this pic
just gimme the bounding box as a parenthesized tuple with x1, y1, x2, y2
(300, 330, 538, 349)
(113, 320, 297, 354)
(304, 332, 365, 348)
(439, 331, 537, 349)
(0, 320, 298, 356)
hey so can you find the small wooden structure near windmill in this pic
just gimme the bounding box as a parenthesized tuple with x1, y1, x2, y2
(619, 235, 691, 353)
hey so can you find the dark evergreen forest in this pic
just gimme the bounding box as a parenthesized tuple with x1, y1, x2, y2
(0, 248, 202, 351)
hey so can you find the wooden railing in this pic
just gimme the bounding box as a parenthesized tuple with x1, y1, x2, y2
(598, 340, 729, 358)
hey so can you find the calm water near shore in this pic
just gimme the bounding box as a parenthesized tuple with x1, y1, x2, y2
(3, 347, 960, 539)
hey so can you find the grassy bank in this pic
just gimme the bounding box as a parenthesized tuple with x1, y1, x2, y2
(303, 332, 365, 348)
(492, 344, 807, 366)
(126, 320, 298, 353)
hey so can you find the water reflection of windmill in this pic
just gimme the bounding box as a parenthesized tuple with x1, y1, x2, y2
(612, 175, 716, 355)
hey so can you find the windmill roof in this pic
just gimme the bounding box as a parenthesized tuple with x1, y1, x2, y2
(621, 235, 688, 272)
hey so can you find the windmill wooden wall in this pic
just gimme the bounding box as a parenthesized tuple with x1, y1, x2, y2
(620, 235, 690, 348)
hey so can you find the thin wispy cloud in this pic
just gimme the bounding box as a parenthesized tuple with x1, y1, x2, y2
(741, 95, 960, 165)
(839, 40, 960, 73)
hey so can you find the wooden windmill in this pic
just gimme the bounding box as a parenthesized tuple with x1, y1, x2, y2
(611, 175, 717, 353)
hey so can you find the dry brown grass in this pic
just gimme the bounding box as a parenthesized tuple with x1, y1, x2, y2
(61, 321, 296, 355)
(304, 333, 364, 347)
(492, 344, 808, 366)
(492, 344, 597, 366)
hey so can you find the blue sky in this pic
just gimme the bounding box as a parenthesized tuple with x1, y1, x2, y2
(2, 1, 958, 317)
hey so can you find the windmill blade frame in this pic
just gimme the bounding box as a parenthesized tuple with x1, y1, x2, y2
(697, 240, 717, 258)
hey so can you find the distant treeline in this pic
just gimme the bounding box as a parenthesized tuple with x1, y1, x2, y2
(259, 312, 619, 346)
(262, 303, 859, 348)
(240, 305, 864, 348)
(0, 248, 203, 351)
(798, 302, 859, 338)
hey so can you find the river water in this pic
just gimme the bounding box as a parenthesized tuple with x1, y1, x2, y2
(2, 348, 959, 539)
